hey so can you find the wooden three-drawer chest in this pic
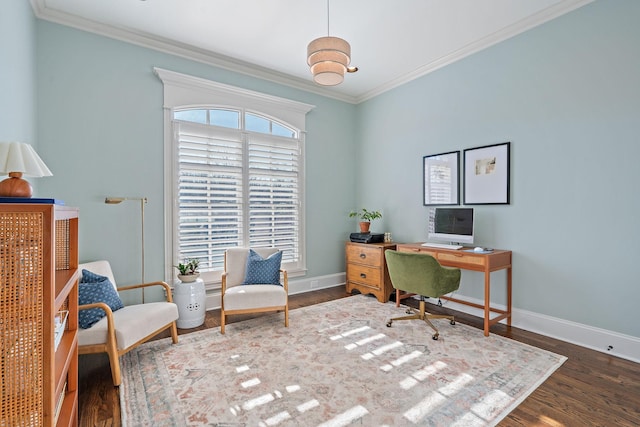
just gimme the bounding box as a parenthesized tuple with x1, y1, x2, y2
(345, 241, 396, 302)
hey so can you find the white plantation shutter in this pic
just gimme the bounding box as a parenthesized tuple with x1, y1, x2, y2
(173, 115, 304, 282)
(248, 133, 301, 264)
(176, 121, 244, 272)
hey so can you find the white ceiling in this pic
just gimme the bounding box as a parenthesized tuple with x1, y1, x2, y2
(31, 0, 592, 104)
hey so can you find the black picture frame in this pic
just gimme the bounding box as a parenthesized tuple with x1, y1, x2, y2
(463, 142, 511, 205)
(423, 150, 460, 206)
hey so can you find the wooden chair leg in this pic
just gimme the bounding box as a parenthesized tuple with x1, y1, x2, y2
(284, 305, 289, 327)
(106, 340, 121, 387)
(220, 310, 226, 334)
(170, 321, 179, 344)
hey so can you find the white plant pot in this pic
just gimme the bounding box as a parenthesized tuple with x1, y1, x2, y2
(178, 272, 199, 283)
(173, 278, 205, 328)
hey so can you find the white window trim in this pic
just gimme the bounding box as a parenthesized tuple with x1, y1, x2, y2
(155, 67, 315, 286)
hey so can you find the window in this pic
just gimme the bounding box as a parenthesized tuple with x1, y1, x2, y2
(174, 109, 301, 281)
(155, 68, 314, 286)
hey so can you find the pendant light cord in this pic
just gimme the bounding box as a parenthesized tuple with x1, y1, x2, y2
(326, 0, 330, 36)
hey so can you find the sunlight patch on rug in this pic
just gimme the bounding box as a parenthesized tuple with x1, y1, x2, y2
(120, 295, 566, 426)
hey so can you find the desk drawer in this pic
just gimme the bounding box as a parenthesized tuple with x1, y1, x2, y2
(346, 244, 382, 266)
(407, 248, 438, 258)
(347, 264, 382, 287)
(436, 252, 485, 268)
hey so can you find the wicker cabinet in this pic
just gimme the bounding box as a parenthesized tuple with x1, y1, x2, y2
(1, 203, 79, 426)
(345, 241, 395, 303)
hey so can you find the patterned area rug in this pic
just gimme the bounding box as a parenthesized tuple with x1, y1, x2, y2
(120, 295, 566, 426)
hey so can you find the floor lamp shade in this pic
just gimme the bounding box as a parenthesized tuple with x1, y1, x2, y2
(0, 142, 53, 197)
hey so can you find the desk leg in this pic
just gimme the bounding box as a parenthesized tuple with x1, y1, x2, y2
(484, 270, 491, 337)
(507, 266, 512, 327)
(396, 290, 416, 307)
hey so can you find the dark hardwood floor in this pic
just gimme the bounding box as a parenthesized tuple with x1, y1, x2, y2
(78, 287, 640, 426)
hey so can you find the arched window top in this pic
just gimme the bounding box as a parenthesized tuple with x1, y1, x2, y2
(246, 112, 296, 138)
(154, 67, 314, 131)
(174, 107, 297, 138)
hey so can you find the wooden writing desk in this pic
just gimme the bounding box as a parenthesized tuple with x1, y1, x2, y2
(395, 243, 512, 336)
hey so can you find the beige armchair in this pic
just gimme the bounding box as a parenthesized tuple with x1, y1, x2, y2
(220, 248, 289, 334)
(78, 260, 179, 386)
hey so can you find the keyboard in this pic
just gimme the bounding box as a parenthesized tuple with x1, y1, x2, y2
(420, 242, 463, 250)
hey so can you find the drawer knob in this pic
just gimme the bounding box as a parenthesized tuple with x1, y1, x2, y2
(359, 253, 366, 259)
(360, 273, 367, 278)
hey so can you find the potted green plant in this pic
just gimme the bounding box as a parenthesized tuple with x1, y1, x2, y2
(175, 259, 200, 282)
(349, 208, 382, 233)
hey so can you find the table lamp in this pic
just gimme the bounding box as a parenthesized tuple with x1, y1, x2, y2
(0, 142, 53, 198)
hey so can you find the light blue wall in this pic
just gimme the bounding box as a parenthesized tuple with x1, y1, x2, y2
(34, 22, 357, 288)
(0, 1, 38, 164)
(5, 0, 639, 339)
(356, 0, 640, 338)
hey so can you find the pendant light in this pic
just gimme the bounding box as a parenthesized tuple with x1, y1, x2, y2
(307, 0, 358, 86)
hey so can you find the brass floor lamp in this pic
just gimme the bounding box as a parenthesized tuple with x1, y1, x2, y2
(105, 196, 148, 302)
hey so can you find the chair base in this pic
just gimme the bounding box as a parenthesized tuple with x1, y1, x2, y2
(79, 321, 178, 386)
(386, 299, 455, 340)
(220, 305, 289, 334)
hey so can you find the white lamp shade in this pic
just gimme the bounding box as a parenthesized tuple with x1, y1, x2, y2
(307, 36, 351, 86)
(0, 142, 53, 177)
(310, 62, 346, 85)
(307, 36, 351, 66)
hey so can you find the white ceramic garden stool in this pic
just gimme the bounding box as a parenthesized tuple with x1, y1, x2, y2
(173, 278, 206, 328)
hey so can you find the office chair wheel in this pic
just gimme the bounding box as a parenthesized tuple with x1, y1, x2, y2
(432, 333, 439, 340)
(386, 320, 393, 327)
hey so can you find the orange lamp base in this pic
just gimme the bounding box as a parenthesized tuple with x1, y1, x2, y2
(0, 173, 33, 198)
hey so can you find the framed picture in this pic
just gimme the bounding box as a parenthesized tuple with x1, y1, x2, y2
(423, 151, 460, 206)
(463, 142, 510, 204)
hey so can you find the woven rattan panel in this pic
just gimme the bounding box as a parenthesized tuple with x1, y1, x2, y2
(1, 211, 45, 426)
(55, 219, 69, 271)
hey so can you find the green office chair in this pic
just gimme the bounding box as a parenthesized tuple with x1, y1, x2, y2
(385, 250, 461, 340)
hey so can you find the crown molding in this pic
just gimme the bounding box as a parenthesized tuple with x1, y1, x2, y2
(29, 0, 358, 104)
(31, 0, 593, 106)
(355, 0, 595, 103)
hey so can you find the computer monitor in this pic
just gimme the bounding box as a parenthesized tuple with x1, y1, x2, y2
(428, 207, 474, 245)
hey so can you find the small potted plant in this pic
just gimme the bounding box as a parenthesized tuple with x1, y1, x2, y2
(175, 259, 200, 282)
(349, 208, 382, 233)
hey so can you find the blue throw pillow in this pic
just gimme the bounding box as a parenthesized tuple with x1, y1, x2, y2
(242, 249, 282, 286)
(78, 269, 124, 329)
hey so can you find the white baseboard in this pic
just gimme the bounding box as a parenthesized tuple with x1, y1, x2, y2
(204, 274, 639, 364)
(289, 272, 347, 296)
(428, 294, 640, 364)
